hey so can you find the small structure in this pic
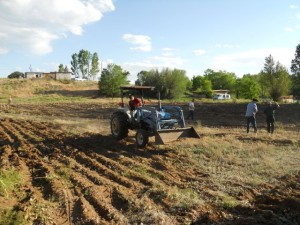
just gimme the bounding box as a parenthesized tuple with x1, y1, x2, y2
(24, 72, 43, 79)
(24, 72, 71, 80)
(280, 95, 295, 103)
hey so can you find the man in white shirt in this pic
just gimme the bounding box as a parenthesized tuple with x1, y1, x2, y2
(245, 98, 258, 133)
(187, 99, 195, 120)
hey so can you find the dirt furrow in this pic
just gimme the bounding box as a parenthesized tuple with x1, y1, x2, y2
(69, 172, 128, 224)
(9, 119, 153, 191)
(0, 119, 73, 223)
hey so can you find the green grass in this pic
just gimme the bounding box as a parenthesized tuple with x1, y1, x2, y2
(0, 207, 26, 225)
(0, 169, 22, 198)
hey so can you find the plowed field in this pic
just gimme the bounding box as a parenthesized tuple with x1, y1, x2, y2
(0, 102, 299, 225)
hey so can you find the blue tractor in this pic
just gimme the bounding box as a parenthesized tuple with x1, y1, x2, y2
(110, 86, 200, 148)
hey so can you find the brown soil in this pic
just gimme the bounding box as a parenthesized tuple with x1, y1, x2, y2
(0, 102, 299, 224)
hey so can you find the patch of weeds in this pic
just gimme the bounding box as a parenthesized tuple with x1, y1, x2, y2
(0, 168, 22, 198)
(29, 201, 51, 224)
(212, 191, 240, 209)
(0, 207, 26, 225)
(54, 167, 72, 184)
(134, 166, 164, 180)
(83, 188, 90, 196)
(221, 195, 240, 209)
(166, 186, 202, 209)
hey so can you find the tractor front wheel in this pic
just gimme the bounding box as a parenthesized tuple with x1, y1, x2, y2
(135, 129, 149, 148)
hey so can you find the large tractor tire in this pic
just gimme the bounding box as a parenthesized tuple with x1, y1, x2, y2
(111, 112, 129, 140)
(135, 129, 149, 148)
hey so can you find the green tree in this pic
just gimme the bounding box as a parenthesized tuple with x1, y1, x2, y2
(135, 69, 165, 98)
(90, 52, 100, 80)
(64, 66, 69, 72)
(78, 49, 91, 79)
(71, 53, 79, 78)
(203, 69, 236, 91)
(162, 68, 189, 99)
(260, 55, 291, 101)
(238, 75, 260, 99)
(58, 64, 64, 72)
(99, 64, 129, 97)
(291, 43, 300, 98)
(7, 71, 24, 79)
(135, 68, 189, 99)
(191, 75, 212, 97)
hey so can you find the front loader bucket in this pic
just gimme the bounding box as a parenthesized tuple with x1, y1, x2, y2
(155, 127, 200, 145)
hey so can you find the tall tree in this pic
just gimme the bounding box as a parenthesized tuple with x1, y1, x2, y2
(260, 55, 291, 101)
(135, 68, 189, 99)
(64, 66, 69, 72)
(78, 49, 91, 79)
(135, 69, 164, 98)
(58, 64, 64, 72)
(71, 53, 79, 78)
(162, 68, 189, 99)
(99, 64, 129, 97)
(203, 69, 236, 92)
(90, 52, 100, 80)
(291, 44, 300, 98)
(191, 75, 212, 97)
(238, 75, 260, 99)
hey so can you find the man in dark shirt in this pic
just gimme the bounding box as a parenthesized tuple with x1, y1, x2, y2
(264, 102, 280, 134)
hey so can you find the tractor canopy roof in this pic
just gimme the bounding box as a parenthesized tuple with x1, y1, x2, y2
(120, 85, 155, 91)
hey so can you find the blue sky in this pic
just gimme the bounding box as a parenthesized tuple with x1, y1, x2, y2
(0, 0, 300, 83)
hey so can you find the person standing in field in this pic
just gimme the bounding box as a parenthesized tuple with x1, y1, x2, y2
(8, 96, 12, 105)
(264, 102, 280, 134)
(245, 98, 258, 133)
(187, 99, 195, 120)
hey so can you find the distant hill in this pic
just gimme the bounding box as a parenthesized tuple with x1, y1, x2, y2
(0, 78, 99, 101)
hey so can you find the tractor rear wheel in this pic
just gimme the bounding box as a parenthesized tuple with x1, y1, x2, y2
(135, 129, 149, 148)
(111, 112, 129, 140)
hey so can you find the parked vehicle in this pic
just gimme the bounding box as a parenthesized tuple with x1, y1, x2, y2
(75, 77, 88, 81)
(213, 93, 231, 100)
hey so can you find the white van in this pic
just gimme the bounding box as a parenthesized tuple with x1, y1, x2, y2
(213, 93, 231, 100)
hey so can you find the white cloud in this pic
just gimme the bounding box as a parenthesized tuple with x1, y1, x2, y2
(297, 13, 300, 19)
(122, 34, 152, 52)
(290, 4, 298, 9)
(161, 48, 174, 56)
(284, 27, 294, 32)
(193, 49, 206, 56)
(0, 48, 8, 54)
(0, 0, 114, 54)
(210, 48, 294, 77)
(215, 44, 240, 48)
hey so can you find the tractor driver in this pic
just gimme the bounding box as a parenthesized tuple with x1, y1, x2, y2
(129, 94, 142, 119)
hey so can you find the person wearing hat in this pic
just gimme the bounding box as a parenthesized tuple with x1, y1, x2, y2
(264, 101, 280, 134)
(245, 98, 258, 133)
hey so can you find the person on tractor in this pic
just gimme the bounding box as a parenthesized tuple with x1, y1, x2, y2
(128, 94, 142, 119)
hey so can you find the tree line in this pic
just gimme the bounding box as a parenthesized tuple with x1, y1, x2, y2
(99, 44, 300, 101)
(6, 43, 300, 101)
